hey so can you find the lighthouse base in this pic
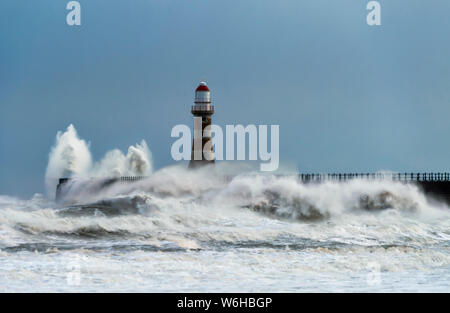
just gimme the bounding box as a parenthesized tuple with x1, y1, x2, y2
(188, 159, 215, 169)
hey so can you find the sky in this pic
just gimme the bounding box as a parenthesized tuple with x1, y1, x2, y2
(0, 0, 449, 197)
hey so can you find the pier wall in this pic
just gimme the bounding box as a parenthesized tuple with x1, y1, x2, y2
(56, 173, 450, 205)
(300, 172, 450, 205)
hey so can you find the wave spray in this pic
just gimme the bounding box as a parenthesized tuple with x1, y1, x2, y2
(45, 124, 152, 198)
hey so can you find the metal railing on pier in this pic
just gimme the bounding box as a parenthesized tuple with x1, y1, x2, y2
(119, 176, 146, 182)
(299, 173, 450, 183)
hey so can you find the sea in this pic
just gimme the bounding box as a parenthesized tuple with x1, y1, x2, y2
(0, 166, 449, 292)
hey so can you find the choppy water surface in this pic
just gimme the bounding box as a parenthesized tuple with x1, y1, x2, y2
(1, 168, 449, 292)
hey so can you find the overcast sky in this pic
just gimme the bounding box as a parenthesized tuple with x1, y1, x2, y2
(1, 0, 449, 197)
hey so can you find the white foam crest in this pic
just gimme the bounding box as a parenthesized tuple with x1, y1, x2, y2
(91, 140, 152, 177)
(212, 174, 448, 219)
(45, 125, 153, 199)
(56, 164, 227, 205)
(45, 125, 92, 198)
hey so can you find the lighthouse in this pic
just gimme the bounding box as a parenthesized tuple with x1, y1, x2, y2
(189, 81, 215, 168)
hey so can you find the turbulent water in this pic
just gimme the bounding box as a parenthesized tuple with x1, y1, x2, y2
(1, 166, 450, 292)
(1, 125, 449, 292)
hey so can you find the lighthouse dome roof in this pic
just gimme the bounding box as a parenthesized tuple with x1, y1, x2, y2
(196, 82, 210, 92)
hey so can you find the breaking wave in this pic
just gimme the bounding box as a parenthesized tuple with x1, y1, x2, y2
(45, 124, 152, 199)
(2, 166, 450, 250)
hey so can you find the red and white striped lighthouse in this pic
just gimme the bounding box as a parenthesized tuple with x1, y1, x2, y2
(189, 81, 215, 168)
